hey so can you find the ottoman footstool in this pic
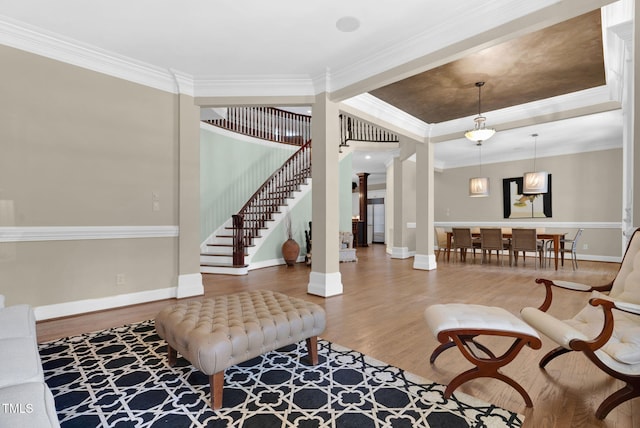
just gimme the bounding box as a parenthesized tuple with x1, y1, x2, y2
(155, 290, 326, 409)
(424, 303, 541, 406)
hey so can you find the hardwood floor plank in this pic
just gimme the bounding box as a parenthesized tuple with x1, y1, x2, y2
(36, 244, 635, 427)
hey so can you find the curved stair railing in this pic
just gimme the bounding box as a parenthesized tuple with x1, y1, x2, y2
(232, 140, 312, 266)
(205, 107, 311, 147)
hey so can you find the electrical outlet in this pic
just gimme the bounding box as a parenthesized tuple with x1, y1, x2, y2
(116, 274, 126, 286)
(582, 244, 588, 250)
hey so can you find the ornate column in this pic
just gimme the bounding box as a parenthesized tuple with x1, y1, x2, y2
(357, 172, 369, 246)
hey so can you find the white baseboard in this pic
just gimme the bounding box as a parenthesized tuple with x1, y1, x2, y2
(34, 287, 178, 321)
(308, 271, 343, 297)
(391, 247, 414, 259)
(177, 273, 204, 298)
(413, 254, 437, 270)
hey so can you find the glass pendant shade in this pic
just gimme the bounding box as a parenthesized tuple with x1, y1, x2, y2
(469, 177, 490, 197)
(522, 133, 547, 194)
(522, 171, 548, 194)
(464, 82, 495, 143)
(464, 116, 496, 143)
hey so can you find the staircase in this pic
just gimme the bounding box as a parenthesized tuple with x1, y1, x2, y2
(200, 140, 312, 275)
(200, 107, 397, 275)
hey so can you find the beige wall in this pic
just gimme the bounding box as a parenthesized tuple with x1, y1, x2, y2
(0, 45, 186, 310)
(434, 148, 623, 258)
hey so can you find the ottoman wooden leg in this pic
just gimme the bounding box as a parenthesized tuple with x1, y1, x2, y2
(167, 345, 177, 366)
(306, 336, 319, 365)
(210, 371, 224, 410)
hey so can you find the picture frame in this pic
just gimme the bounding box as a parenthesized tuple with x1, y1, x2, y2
(502, 175, 552, 218)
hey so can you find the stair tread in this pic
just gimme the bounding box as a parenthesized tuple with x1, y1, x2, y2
(201, 263, 249, 268)
(201, 253, 248, 257)
(206, 243, 256, 247)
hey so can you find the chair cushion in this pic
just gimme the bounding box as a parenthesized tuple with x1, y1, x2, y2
(610, 233, 640, 302)
(566, 291, 640, 365)
(426, 303, 539, 338)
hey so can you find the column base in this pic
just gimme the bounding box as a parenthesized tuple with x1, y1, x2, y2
(391, 247, 414, 259)
(308, 271, 343, 297)
(177, 273, 204, 298)
(413, 253, 437, 270)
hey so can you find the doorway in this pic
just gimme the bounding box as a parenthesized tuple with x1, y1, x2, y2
(367, 198, 385, 244)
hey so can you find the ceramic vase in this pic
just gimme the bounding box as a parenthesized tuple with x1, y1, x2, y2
(282, 238, 300, 266)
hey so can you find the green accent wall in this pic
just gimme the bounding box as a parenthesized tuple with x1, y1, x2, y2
(200, 127, 295, 242)
(200, 127, 353, 264)
(251, 190, 312, 263)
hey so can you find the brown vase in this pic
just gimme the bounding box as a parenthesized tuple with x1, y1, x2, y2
(282, 238, 300, 266)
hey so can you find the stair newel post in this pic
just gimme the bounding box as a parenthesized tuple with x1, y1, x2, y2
(232, 214, 244, 266)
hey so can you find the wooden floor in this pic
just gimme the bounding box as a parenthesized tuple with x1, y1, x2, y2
(37, 244, 637, 427)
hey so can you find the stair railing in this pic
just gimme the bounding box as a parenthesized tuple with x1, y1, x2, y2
(339, 113, 399, 147)
(232, 140, 312, 265)
(205, 107, 311, 147)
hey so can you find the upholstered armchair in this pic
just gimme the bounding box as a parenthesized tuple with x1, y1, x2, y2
(339, 231, 357, 262)
(521, 228, 640, 419)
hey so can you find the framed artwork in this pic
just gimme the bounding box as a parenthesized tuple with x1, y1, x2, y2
(502, 175, 552, 218)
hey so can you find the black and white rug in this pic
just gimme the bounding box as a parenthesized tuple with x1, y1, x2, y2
(39, 320, 524, 427)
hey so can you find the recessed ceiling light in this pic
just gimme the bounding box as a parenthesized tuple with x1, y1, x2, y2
(336, 16, 360, 33)
(365, 155, 371, 160)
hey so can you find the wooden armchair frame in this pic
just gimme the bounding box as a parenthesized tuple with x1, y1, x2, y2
(521, 228, 640, 419)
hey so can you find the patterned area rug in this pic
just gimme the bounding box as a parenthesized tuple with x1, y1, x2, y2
(39, 320, 524, 427)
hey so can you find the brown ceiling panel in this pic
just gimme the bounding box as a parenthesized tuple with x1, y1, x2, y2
(369, 10, 605, 124)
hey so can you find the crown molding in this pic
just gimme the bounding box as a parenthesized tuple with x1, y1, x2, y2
(430, 85, 618, 140)
(0, 16, 179, 94)
(341, 93, 430, 139)
(193, 75, 315, 98)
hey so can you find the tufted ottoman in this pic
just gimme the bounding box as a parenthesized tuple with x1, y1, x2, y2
(155, 289, 326, 409)
(424, 303, 541, 407)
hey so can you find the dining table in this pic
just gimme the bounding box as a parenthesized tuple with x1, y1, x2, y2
(445, 230, 567, 270)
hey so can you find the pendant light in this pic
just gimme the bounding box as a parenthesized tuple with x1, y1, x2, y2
(469, 142, 490, 197)
(522, 133, 548, 194)
(464, 82, 496, 144)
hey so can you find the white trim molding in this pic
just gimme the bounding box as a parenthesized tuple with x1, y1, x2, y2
(176, 273, 204, 298)
(34, 287, 177, 321)
(308, 271, 343, 297)
(434, 221, 622, 230)
(413, 254, 437, 270)
(0, 226, 179, 242)
(0, 17, 180, 94)
(391, 247, 414, 259)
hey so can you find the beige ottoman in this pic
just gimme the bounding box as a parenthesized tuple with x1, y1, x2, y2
(425, 303, 541, 406)
(155, 289, 326, 409)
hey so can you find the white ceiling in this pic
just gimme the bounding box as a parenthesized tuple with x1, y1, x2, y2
(0, 0, 628, 182)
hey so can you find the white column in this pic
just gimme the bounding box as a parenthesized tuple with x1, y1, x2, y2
(177, 93, 204, 298)
(308, 93, 343, 297)
(391, 156, 409, 258)
(413, 141, 437, 270)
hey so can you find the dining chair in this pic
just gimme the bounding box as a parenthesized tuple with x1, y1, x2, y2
(451, 228, 480, 263)
(511, 228, 545, 268)
(480, 228, 510, 266)
(434, 227, 448, 261)
(546, 228, 584, 270)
